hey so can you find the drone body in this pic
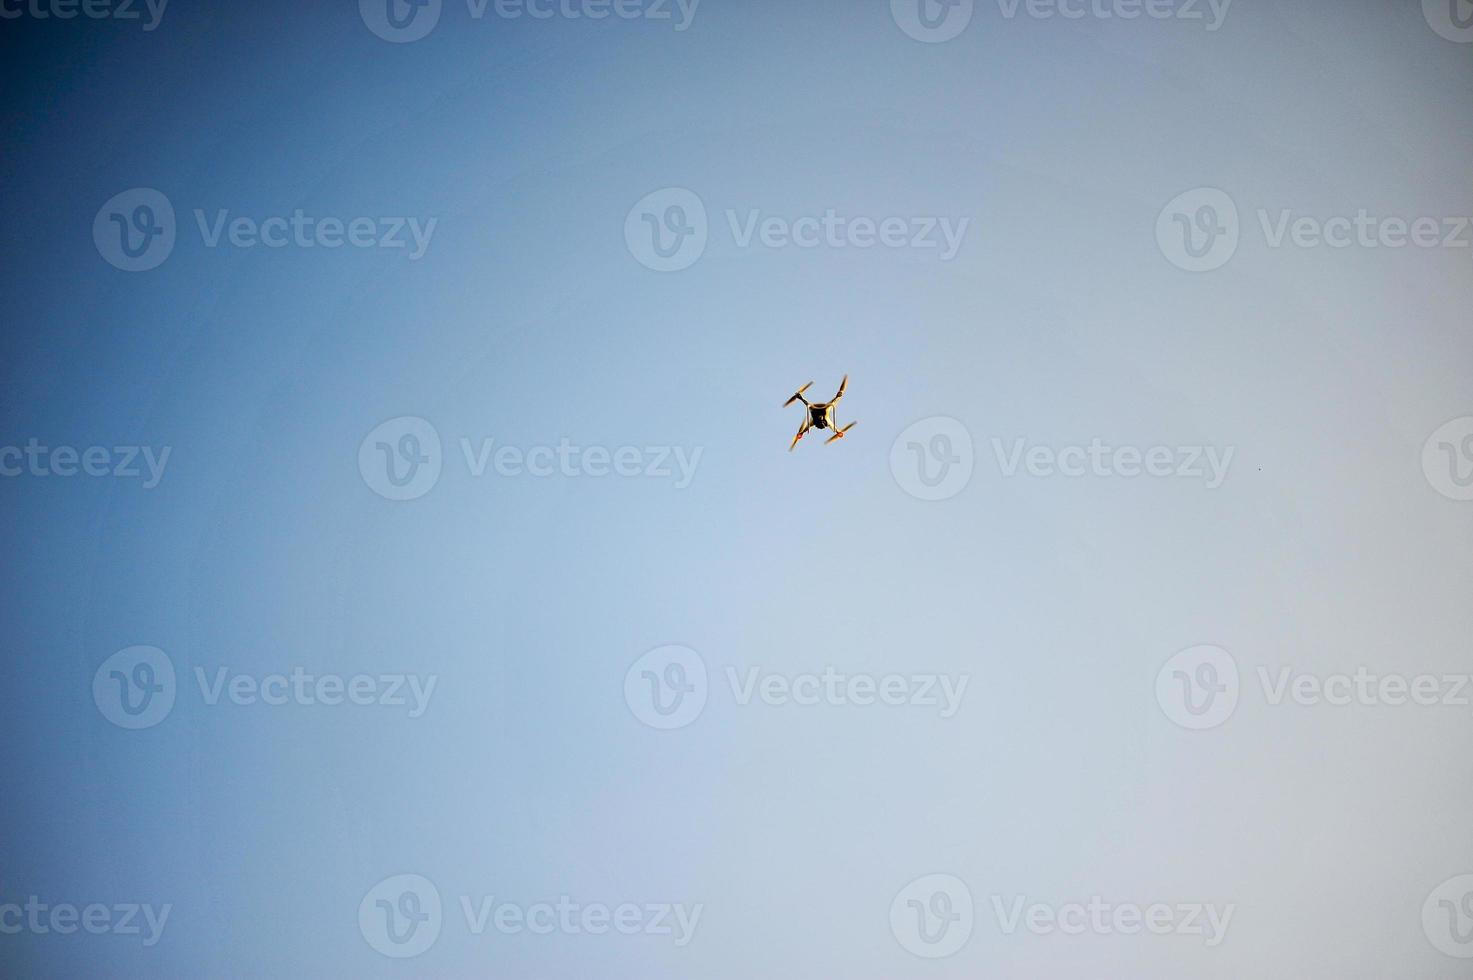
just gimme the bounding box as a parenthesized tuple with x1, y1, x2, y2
(784, 376, 856, 451)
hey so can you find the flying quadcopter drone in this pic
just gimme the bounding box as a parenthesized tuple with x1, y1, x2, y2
(784, 375, 856, 451)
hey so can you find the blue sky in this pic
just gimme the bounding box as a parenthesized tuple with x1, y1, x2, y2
(2, 0, 1472, 976)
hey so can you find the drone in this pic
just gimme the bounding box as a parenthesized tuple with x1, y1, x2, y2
(784, 375, 856, 451)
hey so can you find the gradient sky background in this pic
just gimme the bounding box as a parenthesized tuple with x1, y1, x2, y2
(2, 0, 1472, 976)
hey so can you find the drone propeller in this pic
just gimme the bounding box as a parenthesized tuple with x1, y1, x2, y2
(824, 421, 857, 445)
(783, 382, 814, 407)
(833, 374, 848, 401)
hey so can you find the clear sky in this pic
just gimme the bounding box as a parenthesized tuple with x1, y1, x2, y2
(2, 0, 1472, 976)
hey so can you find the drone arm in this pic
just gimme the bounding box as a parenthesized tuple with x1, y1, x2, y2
(789, 417, 811, 451)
